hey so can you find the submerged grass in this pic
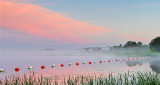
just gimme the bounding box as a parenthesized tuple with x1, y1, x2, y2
(0, 71, 160, 85)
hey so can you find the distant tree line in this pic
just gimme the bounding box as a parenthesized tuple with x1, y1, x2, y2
(83, 47, 102, 52)
(111, 36, 160, 52)
(83, 36, 160, 52)
(111, 41, 148, 49)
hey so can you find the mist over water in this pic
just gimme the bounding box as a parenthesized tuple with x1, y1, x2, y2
(1, 47, 159, 80)
(150, 55, 160, 73)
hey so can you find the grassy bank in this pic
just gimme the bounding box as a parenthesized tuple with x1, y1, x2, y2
(0, 71, 160, 85)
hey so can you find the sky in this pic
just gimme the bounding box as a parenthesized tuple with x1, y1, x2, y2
(0, 0, 160, 50)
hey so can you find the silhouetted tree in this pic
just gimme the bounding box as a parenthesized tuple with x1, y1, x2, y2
(149, 36, 160, 52)
(119, 44, 122, 48)
(97, 47, 102, 51)
(137, 42, 143, 47)
(123, 41, 137, 48)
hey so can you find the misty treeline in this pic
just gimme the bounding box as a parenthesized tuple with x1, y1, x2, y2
(111, 36, 160, 52)
(83, 47, 102, 52)
(111, 41, 147, 49)
(83, 36, 160, 52)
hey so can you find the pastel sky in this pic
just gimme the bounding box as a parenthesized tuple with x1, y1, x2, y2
(0, 0, 160, 49)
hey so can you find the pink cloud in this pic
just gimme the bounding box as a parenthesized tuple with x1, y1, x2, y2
(0, 1, 114, 44)
(1, 0, 34, 2)
(122, 34, 150, 42)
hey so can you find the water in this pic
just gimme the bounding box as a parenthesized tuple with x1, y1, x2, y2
(0, 49, 158, 80)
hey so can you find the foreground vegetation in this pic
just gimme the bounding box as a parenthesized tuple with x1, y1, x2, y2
(0, 71, 160, 85)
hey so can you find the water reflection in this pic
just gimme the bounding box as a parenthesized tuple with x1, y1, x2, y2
(150, 57, 160, 73)
(125, 60, 143, 67)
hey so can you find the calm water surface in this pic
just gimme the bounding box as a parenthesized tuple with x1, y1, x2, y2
(0, 49, 159, 80)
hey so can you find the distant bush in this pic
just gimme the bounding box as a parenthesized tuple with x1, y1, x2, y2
(149, 36, 160, 52)
(123, 41, 137, 48)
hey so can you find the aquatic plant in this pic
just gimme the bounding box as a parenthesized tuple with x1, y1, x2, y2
(0, 71, 160, 85)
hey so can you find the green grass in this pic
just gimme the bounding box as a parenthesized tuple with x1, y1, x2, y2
(0, 71, 160, 85)
(0, 72, 52, 85)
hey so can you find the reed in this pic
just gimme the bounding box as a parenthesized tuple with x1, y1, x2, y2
(1, 71, 160, 85)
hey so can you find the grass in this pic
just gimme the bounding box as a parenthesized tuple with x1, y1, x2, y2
(0, 71, 160, 85)
(0, 72, 52, 85)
